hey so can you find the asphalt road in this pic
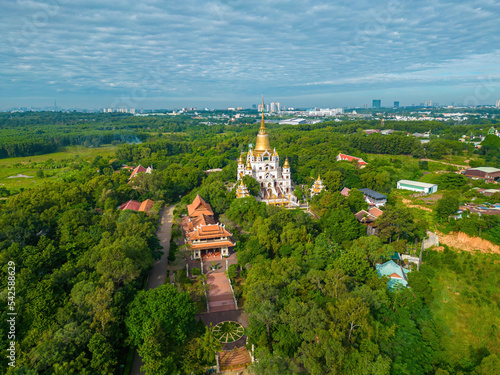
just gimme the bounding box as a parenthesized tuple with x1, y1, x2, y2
(130, 205, 175, 375)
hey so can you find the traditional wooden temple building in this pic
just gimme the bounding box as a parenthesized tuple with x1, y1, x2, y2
(310, 175, 325, 197)
(182, 194, 235, 259)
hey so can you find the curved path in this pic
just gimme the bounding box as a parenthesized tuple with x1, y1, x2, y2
(130, 205, 175, 375)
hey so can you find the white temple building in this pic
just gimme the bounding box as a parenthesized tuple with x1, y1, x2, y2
(237, 97, 298, 207)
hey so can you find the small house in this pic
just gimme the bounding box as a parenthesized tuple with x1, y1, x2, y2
(376, 260, 411, 289)
(359, 188, 387, 207)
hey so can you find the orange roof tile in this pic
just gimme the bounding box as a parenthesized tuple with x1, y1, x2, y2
(139, 199, 155, 212)
(187, 223, 233, 241)
(368, 206, 383, 218)
(182, 214, 216, 233)
(188, 240, 235, 250)
(389, 272, 403, 279)
(187, 194, 214, 217)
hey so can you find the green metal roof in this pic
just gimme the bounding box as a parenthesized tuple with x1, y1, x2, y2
(376, 260, 410, 288)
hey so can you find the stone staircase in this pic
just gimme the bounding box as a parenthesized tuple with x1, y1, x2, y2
(219, 347, 252, 371)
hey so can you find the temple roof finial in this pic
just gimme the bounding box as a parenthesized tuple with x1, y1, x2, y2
(259, 95, 266, 134)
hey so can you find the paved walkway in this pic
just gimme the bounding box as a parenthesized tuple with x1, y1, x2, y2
(130, 205, 175, 375)
(196, 254, 252, 371)
(207, 272, 236, 312)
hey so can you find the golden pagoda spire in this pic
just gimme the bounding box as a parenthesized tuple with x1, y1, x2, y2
(283, 157, 290, 168)
(317, 174, 321, 182)
(238, 153, 244, 164)
(259, 95, 266, 134)
(254, 95, 272, 155)
(246, 160, 252, 170)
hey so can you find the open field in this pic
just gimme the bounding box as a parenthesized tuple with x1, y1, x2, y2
(0, 145, 118, 166)
(0, 145, 118, 192)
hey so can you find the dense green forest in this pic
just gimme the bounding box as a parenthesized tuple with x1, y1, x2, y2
(0, 113, 499, 374)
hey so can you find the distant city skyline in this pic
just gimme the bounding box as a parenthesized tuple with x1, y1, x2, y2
(1, 1, 500, 110)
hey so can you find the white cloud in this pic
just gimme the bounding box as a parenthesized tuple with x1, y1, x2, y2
(0, 0, 499, 108)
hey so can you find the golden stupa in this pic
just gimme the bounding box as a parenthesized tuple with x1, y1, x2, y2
(254, 96, 272, 157)
(283, 157, 290, 169)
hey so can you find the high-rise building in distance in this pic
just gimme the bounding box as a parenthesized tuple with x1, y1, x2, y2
(394, 101, 399, 108)
(496, 100, 500, 108)
(372, 99, 381, 109)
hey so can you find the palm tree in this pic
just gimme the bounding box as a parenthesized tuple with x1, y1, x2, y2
(197, 324, 222, 366)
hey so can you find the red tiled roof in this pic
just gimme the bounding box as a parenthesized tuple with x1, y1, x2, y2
(187, 194, 214, 217)
(337, 153, 368, 165)
(129, 165, 147, 180)
(341, 187, 351, 197)
(119, 199, 141, 211)
(119, 199, 155, 213)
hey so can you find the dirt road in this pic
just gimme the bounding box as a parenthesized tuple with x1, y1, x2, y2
(130, 205, 175, 375)
(420, 158, 468, 169)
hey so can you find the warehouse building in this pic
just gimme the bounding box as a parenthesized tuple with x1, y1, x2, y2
(464, 167, 500, 183)
(397, 180, 438, 194)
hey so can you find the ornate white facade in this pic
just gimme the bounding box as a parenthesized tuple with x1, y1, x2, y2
(237, 98, 296, 205)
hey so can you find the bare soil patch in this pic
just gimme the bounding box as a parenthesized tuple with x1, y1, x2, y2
(437, 231, 500, 254)
(402, 198, 433, 212)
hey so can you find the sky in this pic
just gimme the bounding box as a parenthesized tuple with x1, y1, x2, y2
(1, 0, 500, 110)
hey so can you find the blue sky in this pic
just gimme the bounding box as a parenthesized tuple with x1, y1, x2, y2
(1, 0, 499, 109)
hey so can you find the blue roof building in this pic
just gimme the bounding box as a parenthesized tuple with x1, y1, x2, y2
(376, 260, 411, 289)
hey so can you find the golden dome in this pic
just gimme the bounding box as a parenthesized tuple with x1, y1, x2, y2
(255, 134, 272, 155)
(238, 153, 244, 164)
(246, 160, 252, 170)
(283, 157, 290, 169)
